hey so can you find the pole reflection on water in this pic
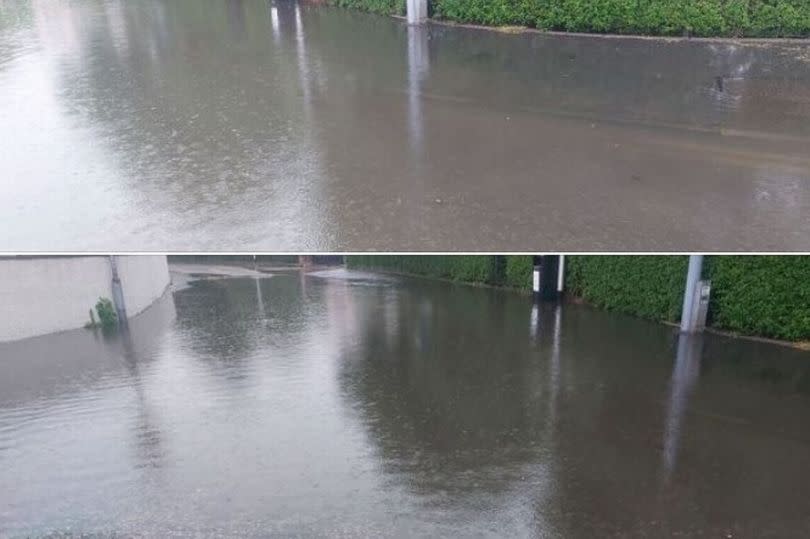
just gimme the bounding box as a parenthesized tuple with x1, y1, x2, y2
(294, 2, 313, 120)
(119, 324, 166, 472)
(529, 301, 562, 430)
(548, 304, 562, 432)
(255, 273, 266, 318)
(662, 333, 703, 480)
(407, 25, 429, 159)
(270, 3, 281, 42)
(2, 271, 810, 537)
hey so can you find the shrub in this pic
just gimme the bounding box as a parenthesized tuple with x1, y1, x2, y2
(346, 255, 504, 284)
(707, 256, 810, 341)
(565, 256, 688, 321)
(332, 0, 405, 16)
(504, 255, 533, 289)
(95, 297, 118, 329)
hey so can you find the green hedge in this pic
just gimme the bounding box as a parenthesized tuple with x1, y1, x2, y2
(708, 256, 810, 342)
(347, 255, 810, 341)
(347, 254, 540, 288)
(505, 255, 534, 289)
(565, 256, 689, 321)
(566, 255, 810, 341)
(331, 0, 405, 16)
(346, 255, 503, 283)
(435, 0, 810, 36)
(331, 0, 810, 37)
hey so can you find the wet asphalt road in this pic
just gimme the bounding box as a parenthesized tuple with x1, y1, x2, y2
(1, 0, 809, 250)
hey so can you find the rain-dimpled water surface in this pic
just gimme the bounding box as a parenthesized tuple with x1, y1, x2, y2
(2, 268, 810, 537)
(1, 0, 810, 250)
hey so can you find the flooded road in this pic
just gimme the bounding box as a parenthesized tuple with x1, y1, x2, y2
(1, 0, 810, 250)
(2, 268, 810, 537)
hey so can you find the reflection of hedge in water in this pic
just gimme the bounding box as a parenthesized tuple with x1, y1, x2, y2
(347, 255, 810, 342)
(334, 282, 721, 515)
(336, 279, 551, 496)
(330, 0, 810, 37)
(701, 334, 810, 395)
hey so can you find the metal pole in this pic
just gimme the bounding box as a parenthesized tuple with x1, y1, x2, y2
(109, 255, 128, 326)
(557, 255, 565, 293)
(680, 255, 704, 333)
(407, 0, 427, 25)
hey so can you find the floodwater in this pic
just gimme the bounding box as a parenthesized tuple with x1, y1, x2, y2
(2, 268, 810, 537)
(1, 1, 810, 251)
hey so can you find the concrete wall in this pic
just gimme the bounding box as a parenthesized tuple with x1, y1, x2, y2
(117, 255, 170, 317)
(0, 256, 170, 343)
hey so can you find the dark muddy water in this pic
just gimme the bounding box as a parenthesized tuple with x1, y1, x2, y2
(1, 0, 810, 250)
(2, 268, 810, 537)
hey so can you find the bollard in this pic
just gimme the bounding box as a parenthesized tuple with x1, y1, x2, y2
(533, 255, 561, 302)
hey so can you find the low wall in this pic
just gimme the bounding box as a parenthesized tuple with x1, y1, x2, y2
(0, 256, 170, 342)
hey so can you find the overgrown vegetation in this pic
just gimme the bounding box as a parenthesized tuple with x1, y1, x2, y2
(330, 0, 810, 37)
(346, 255, 810, 342)
(331, 0, 405, 16)
(94, 297, 118, 330)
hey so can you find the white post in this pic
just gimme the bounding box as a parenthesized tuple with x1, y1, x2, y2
(680, 255, 704, 333)
(407, 0, 427, 25)
(557, 255, 565, 293)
